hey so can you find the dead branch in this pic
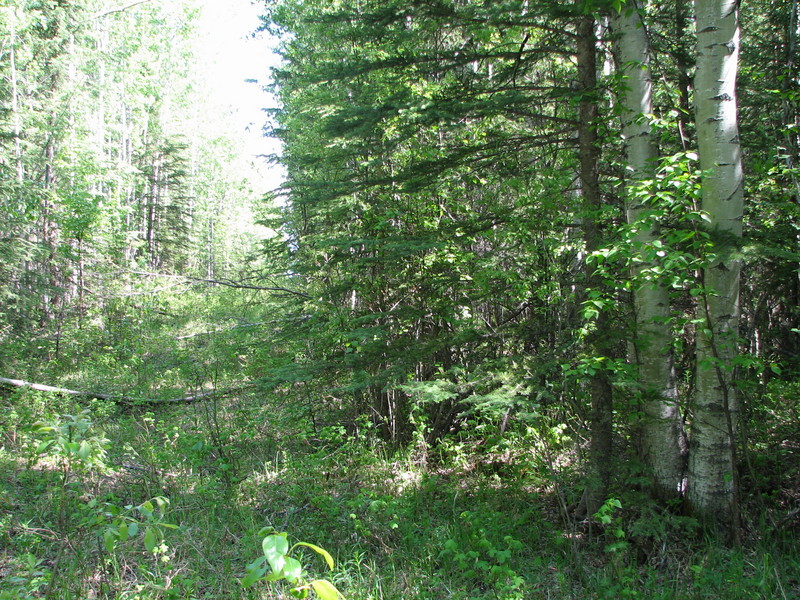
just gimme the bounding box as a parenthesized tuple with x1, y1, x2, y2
(126, 270, 310, 299)
(187, 275, 311, 298)
(0, 376, 246, 405)
(93, 0, 152, 19)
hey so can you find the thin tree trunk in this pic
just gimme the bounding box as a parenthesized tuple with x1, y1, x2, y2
(613, 1, 686, 501)
(687, 0, 744, 536)
(577, 12, 614, 516)
(782, 0, 800, 201)
(675, 0, 693, 149)
(9, 8, 24, 184)
(41, 124, 59, 325)
(146, 158, 160, 267)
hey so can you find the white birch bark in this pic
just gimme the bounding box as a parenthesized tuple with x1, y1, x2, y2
(688, 0, 744, 530)
(613, 1, 686, 501)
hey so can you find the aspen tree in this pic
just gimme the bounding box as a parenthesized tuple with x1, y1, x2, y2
(687, 0, 744, 532)
(613, 1, 686, 501)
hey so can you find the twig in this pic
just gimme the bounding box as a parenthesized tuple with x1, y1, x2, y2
(92, 0, 152, 19)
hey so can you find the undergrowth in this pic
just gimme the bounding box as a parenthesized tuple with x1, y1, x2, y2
(1, 286, 799, 599)
(1, 385, 798, 599)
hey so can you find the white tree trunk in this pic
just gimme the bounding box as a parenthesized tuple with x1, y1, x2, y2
(688, 0, 744, 531)
(614, 1, 686, 501)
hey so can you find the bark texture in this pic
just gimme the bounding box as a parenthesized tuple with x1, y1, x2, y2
(613, 1, 686, 501)
(577, 12, 614, 516)
(688, 0, 744, 532)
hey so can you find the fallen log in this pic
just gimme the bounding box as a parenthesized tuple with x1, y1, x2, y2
(0, 376, 242, 404)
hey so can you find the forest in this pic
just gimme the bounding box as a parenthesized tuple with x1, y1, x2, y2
(1, 0, 799, 598)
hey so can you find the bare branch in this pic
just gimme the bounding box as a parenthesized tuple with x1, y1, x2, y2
(126, 270, 310, 299)
(93, 0, 152, 19)
(186, 275, 311, 298)
(0, 376, 248, 405)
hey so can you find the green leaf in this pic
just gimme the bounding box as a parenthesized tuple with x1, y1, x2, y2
(242, 557, 268, 588)
(294, 542, 335, 570)
(282, 556, 303, 583)
(143, 527, 157, 552)
(128, 521, 139, 536)
(104, 529, 116, 553)
(36, 440, 54, 454)
(118, 522, 129, 542)
(263, 534, 289, 574)
(77, 441, 92, 460)
(139, 501, 154, 519)
(311, 579, 343, 600)
(247, 555, 267, 571)
(241, 569, 263, 588)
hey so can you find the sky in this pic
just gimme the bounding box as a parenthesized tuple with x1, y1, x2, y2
(194, 0, 285, 194)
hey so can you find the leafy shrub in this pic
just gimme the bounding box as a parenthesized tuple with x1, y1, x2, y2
(243, 530, 345, 599)
(438, 510, 525, 600)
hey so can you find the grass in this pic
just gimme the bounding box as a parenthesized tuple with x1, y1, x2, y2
(1, 284, 799, 599)
(1, 387, 799, 600)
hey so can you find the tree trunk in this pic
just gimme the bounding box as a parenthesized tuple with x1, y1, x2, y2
(577, 12, 614, 516)
(9, 7, 24, 184)
(687, 0, 744, 535)
(613, 1, 686, 502)
(674, 0, 693, 148)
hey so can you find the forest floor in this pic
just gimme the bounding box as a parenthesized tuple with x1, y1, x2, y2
(1, 285, 799, 599)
